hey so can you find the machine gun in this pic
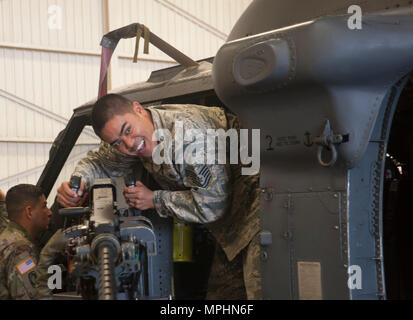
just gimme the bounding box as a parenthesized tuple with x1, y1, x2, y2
(59, 176, 162, 300)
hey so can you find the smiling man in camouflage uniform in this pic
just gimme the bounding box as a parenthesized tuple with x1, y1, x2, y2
(57, 94, 262, 299)
(0, 184, 52, 299)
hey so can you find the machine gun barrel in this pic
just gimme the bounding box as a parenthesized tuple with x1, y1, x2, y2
(97, 243, 117, 300)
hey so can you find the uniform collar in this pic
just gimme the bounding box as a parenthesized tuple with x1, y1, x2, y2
(8, 220, 35, 243)
(146, 106, 163, 132)
(139, 107, 165, 165)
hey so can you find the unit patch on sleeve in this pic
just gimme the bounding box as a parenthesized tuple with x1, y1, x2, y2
(16, 258, 36, 275)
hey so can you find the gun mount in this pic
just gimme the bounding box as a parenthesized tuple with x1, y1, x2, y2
(60, 178, 164, 300)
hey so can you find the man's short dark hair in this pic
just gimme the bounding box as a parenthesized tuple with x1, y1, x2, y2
(5, 184, 44, 221)
(91, 94, 134, 137)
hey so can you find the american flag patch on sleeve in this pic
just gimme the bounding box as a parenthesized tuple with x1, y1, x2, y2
(17, 258, 36, 275)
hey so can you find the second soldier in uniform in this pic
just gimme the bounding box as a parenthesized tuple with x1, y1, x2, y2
(0, 184, 52, 299)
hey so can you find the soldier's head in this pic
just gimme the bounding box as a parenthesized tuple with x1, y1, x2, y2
(92, 94, 157, 158)
(5, 184, 52, 238)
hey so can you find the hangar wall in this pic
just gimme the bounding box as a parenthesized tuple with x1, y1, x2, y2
(0, 0, 252, 202)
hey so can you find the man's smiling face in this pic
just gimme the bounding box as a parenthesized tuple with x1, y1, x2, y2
(100, 102, 156, 158)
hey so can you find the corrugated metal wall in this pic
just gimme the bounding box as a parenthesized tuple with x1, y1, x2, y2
(0, 0, 253, 202)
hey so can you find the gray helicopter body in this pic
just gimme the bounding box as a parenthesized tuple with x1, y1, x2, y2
(38, 0, 413, 299)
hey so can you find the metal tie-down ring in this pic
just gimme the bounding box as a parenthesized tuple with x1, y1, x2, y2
(313, 120, 348, 167)
(317, 142, 338, 167)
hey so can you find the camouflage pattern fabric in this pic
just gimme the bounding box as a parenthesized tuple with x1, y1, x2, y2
(0, 200, 8, 234)
(35, 229, 67, 300)
(242, 232, 262, 299)
(0, 221, 39, 299)
(206, 232, 262, 300)
(205, 240, 247, 300)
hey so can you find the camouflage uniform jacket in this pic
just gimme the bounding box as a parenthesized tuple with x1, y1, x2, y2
(0, 200, 8, 234)
(73, 104, 260, 261)
(0, 221, 39, 299)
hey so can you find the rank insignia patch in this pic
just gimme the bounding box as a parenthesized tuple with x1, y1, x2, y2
(185, 166, 213, 188)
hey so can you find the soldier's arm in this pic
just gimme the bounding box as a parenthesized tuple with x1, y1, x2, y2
(5, 244, 38, 300)
(57, 141, 138, 207)
(152, 163, 232, 224)
(72, 141, 139, 189)
(71, 141, 117, 190)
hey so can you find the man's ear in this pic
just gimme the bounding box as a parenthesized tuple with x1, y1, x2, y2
(132, 101, 144, 114)
(24, 206, 33, 220)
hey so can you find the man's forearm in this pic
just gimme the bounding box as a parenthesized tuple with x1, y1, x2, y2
(152, 189, 230, 224)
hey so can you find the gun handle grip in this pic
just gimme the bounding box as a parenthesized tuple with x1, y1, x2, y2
(69, 175, 81, 193)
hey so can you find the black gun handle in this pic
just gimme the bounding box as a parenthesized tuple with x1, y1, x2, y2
(124, 173, 136, 188)
(69, 175, 81, 194)
(124, 173, 142, 215)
